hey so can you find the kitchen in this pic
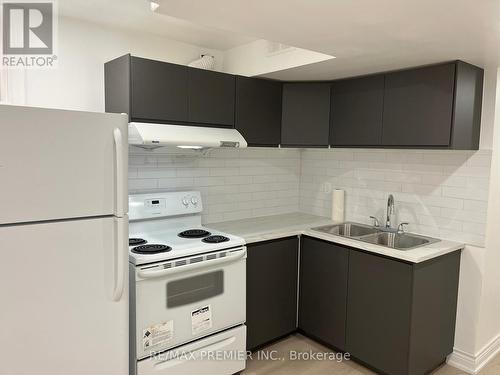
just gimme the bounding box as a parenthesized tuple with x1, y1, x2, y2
(1, 1, 500, 375)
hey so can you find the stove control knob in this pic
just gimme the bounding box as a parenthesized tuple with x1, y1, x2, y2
(182, 197, 189, 207)
(191, 196, 198, 205)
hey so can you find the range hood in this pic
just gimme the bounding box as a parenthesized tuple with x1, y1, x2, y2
(128, 122, 248, 150)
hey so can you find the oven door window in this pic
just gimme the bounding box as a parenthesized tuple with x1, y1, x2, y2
(167, 270, 223, 308)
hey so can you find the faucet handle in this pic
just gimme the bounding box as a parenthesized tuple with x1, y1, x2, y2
(397, 222, 409, 234)
(369, 216, 380, 227)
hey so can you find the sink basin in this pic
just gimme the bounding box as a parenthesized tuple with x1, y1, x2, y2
(311, 222, 440, 251)
(312, 222, 380, 238)
(360, 232, 439, 250)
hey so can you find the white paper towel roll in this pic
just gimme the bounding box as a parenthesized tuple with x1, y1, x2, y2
(331, 189, 345, 222)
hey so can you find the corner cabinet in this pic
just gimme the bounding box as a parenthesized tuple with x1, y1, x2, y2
(245, 235, 461, 375)
(329, 61, 483, 149)
(246, 237, 299, 351)
(298, 236, 349, 351)
(382, 63, 456, 147)
(235, 76, 282, 146)
(382, 61, 483, 149)
(281, 83, 331, 147)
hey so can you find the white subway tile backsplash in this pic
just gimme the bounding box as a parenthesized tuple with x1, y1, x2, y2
(128, 146, 491, 247)
(300, 148, 492, 247)
(128, 147, 301, 223)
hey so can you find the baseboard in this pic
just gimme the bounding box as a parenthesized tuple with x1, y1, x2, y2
(447, 333, 500, 374)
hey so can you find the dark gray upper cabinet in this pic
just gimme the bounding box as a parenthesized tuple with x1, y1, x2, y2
(329, 60, 483, 149)
(188, 67, 235, 127)
(105, 55, 189, 123)
(346, 249, 461, 375)
(246, 237, 298, 351)
(299, 236, 348, 351)
(451, 61, 484, 150)
(235, 76, 282, 146)
(330, 75, 384, 146)
(105, 54, 235, 127)
(382, 63, 456, 146)
(130, 56, 189, 123)
(106, 56, 483, 149)
(281, 83, 331, 147)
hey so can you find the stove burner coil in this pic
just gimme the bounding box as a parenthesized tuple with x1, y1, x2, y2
(202, 235, 230, 244)
(178, 229, 211, 239)
(131, 244, 172, 254)
(129, 238, 147, 246)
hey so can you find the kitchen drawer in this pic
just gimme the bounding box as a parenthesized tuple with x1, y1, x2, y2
(136, 325, 246, 375)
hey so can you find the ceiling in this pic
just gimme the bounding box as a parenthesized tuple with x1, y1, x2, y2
(60, 0, 500, 80)
(155, 0, 500, 80)
(58, 0, 256, 50)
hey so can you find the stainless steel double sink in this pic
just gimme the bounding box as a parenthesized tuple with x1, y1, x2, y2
(311, 222, 440, 251)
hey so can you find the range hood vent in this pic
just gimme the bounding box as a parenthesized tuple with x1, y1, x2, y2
(128, 122, 248, 150)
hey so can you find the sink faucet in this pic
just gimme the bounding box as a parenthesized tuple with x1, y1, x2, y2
(386, 194, 395, 229)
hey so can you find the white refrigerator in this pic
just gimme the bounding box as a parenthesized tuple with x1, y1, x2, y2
(0, 105, 129, 375)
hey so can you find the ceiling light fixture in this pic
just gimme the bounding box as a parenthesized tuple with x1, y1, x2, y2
(150, 0, 160, 12)
(177, 145, 204, 150)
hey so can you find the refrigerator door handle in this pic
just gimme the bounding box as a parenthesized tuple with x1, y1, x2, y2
(113, 128, 125, 217)
(112, 218, 126, 301)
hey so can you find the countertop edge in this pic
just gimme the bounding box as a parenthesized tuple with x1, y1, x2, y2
(208, 215, 465, 264)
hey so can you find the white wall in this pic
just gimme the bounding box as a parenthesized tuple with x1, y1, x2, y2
(21, 17, 223, 112)
(474, 67, 500, 356)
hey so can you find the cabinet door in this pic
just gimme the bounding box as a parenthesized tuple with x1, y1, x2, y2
(330, 75, 384, 146)
(246, 237, 298, 350)
(188, 67, 235, 127)
(281, 83, 330, 146)
(235, 76, 282, 146)
(130, 57, 188, 123)
(346, 250, 413, 375)
(382, 63, 455, 146)
(298, 237, 349, 350)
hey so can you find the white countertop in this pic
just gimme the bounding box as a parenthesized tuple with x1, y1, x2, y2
(208, 213, 464, 263)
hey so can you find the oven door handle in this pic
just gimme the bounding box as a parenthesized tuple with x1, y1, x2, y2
(153, 336, 237, 369)
(138, 249, 246, 279)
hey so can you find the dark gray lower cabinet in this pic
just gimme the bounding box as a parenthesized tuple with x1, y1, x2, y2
(346, 250, 461, 375)
(298, 236, 349, 351)
(245, 235, 461, 375)
(246, 237, 299, 351)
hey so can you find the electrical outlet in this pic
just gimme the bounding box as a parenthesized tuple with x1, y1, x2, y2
(323, 182, 332, 194)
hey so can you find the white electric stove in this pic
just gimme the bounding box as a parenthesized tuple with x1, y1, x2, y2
(129, 191, 246, 265)
(129, 191, 247, 375)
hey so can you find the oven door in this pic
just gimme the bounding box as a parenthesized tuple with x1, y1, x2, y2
(133, 247, 246, 360)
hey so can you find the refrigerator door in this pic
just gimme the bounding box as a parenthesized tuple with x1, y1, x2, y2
(0, 216, 129, 375)
(0, 104, 128, 224)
